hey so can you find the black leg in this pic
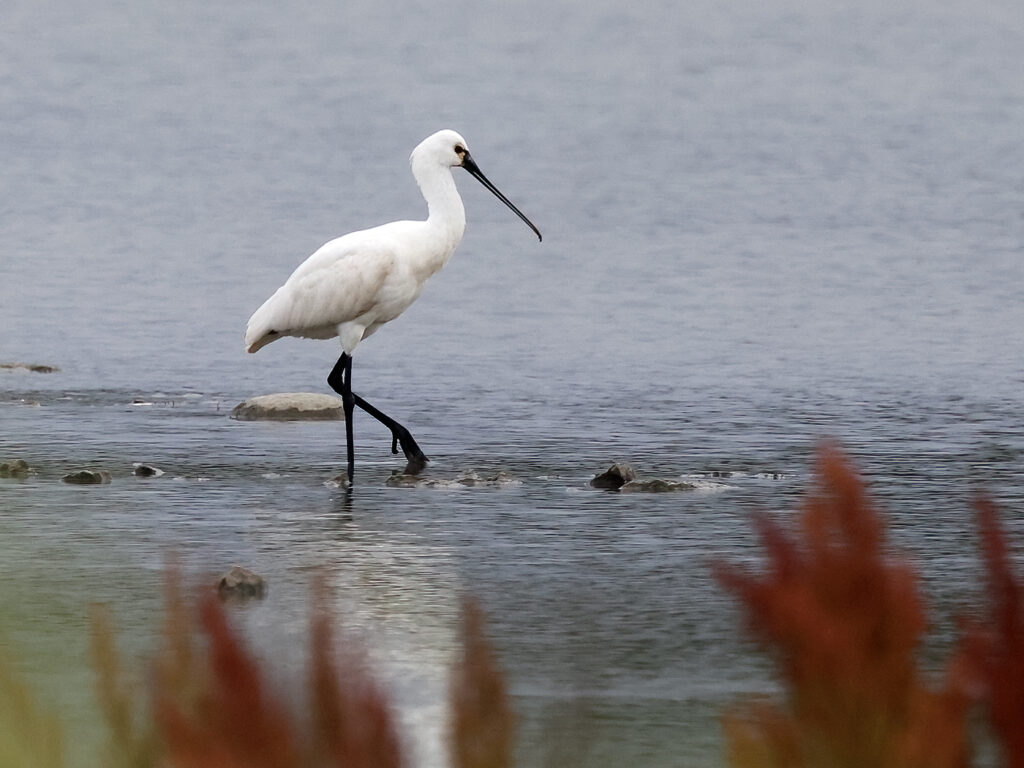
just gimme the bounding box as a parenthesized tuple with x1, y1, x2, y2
(328, 353, 356, 484)
(350, 392, 429, 474)
(327, 353, 429, 479)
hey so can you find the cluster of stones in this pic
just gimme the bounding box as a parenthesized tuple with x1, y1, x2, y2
(0, 458, 167, 484)
(0, 459, 31, 478)
(590, 463, 696, 492)
(383, 470, 520, 489)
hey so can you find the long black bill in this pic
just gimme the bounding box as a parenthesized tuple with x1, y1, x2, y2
(462, 153, 543, 242)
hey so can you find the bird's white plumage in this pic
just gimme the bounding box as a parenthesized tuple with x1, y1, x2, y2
(245, 130, 472, 355)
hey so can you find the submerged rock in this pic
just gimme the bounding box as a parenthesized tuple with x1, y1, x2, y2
(0, 459, 31, 479)
(62, 469, 112, 485)
(0, 362, 60, 373)
(133, 463, 164, 477)
(590, 463, 636, 490)
(231, 393, 344, 421)
(217, 565, 266, 598)
(620, 478, 697, 493)
(385, 470, 520, 489)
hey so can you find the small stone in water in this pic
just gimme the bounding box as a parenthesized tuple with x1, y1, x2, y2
(62, 469, 112, 485)
(217, 566, 266, 598)
(0, 459, 31, 479)
(133, 463, 164, 477)
(590, 463, 636, 490)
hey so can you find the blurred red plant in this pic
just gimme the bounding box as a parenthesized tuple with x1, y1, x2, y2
(962, 498, 1024, 767)
(89, 574, 513, 768)
(153, 591, 303, 767)
(449, 598, 515, 768)
(713, 446, 971, 768)
(305, 582, 404, 768)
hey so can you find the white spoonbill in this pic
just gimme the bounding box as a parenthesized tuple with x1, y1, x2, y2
(244, 129, 542, 486)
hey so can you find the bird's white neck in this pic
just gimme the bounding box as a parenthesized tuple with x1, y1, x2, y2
(412, 155, 467, 248)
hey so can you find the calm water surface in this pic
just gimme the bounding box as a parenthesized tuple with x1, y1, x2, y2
(2, 0, 1023, 765)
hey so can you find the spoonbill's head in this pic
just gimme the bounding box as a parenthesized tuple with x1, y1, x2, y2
(411, 129, 471, 168)
(413, 129, 543, 242)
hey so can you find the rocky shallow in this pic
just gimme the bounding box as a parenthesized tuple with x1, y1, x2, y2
(0, 361, 60, 374)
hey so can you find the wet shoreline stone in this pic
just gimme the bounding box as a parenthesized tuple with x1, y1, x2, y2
(231, 393, 344, 421)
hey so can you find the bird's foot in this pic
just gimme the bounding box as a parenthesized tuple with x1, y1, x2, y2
(402, 452, 429, 476)
(390, 428, 428, 475)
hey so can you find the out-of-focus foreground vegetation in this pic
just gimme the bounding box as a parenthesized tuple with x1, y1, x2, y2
(1, 447, 1022, 767)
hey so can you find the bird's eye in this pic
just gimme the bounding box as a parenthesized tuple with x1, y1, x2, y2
(454, 145, 466, 156)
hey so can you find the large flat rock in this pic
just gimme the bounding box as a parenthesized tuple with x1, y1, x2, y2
(231, 393, 345, 421)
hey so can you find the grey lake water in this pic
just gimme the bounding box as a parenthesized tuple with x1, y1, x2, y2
(2, 0, 1023, 765)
